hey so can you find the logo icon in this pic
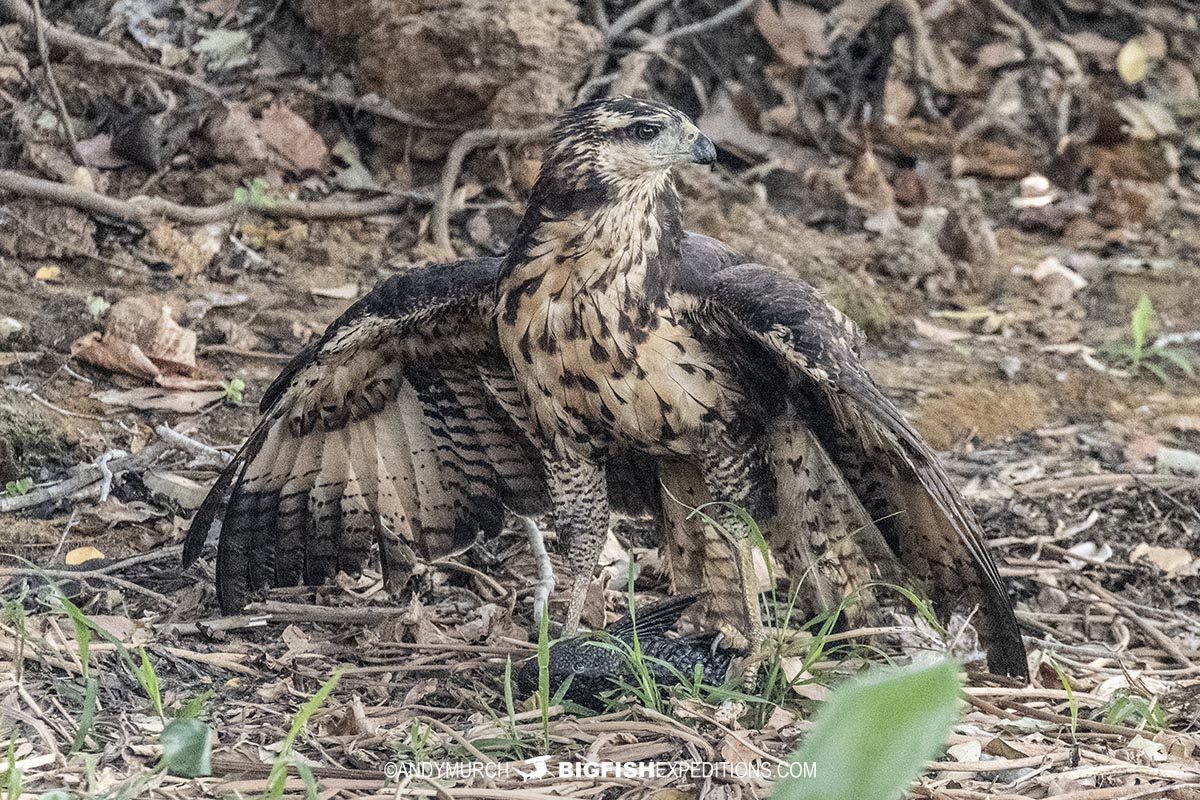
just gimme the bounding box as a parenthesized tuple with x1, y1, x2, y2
(517, 755, 551, 781)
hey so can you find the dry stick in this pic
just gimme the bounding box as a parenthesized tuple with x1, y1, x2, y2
(1073, 576, 1199, 672)
(620, 0, 757, 47)
(1016, 473, 1200, 495)
(0, 169, 430, 227)
(0, 566, 172, 605)
(263, 78, 460, 131)
(0, 0, 222, 98)
(243, 599, 411, 624)
(604, 0, 672, 42)
(998, 698, 1147, 738)
(28, 0, 79, 160)
(154, 424, 232, 466)
(892, 0, 941, 120)
(430, 124, 554, 257)
(0, 440, 170, 513)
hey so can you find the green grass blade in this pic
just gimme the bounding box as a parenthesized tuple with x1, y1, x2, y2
(1131, 292, 1153, 356)
(68, 677, 98, 754)
(136, 648, 164, 720)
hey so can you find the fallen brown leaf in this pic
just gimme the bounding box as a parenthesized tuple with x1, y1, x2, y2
(92, 387, 224, 413)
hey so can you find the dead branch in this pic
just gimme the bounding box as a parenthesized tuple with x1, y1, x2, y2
(430, 124, 554, 257)
(0, 441, 171, 514)
(0, 169, 432, 227)
(28, 0, 79, 161)
(0, 564, 173, 605)
(263, 79, 463, 131)
(891, 0, 941, 120)
(153, 424, 233, 466)
(0, 0, 224, 98)
(604, 0, 672, 43)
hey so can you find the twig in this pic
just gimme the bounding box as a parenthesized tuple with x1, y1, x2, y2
(11, 386, 104, 420)
(263, 79, 462, 131)
(1015, 473, 1200, 495)
(0, 565, 173, 605)
(0, 0, 223, 98)
(985, 0, 1048, 62)
(154, 424, 233, 466)
(605, 0, 672, 43)
(892, 0, 942, 120)
(244, 599, 410, 624)
(430, 124, 554, 257)
(0, 169, 431, 227)
(0, 440, 169, 513)
(28, 0, 79, 161)
(621, 0, 757, 47)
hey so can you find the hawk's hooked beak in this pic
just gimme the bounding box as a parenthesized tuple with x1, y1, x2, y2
(690, 133, 717, 165)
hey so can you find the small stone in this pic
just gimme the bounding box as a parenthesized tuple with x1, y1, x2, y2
(0, 317, 23, 338)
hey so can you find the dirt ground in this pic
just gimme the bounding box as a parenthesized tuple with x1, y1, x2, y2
(2, 0, 1200, 797)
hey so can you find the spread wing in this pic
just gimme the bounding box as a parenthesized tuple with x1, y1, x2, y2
(182, 257, 548, 613)
(677, 261, 1028, 679)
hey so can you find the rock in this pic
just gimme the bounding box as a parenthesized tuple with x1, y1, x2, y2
(292, 0, 601, 128)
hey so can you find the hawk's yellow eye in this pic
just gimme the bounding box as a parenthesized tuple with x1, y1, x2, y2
(633, 122, 661, 141)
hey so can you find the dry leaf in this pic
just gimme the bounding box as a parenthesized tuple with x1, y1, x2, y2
(1128, 543, 1197, 578)
(259, 104, 327, 172)
(1116, 39, 1149, 84)
(753, 0, 824, 67)
(147, 223, 224, 277)
(913, 317, 969, 344)
(76, 133, 130, 169)
(718, 733, 760, 767)
(74, 297, 223, 389)
(72, 331, 160, 382)
(92, 387, 224, 412)
(1064, 541, 1113, 569)
(206, 103, 270, 165)
(65, 546, 106, 565)
(947, 740, 984, 762)
(34, 265, 62, 282)
(310, 283, 359, 300)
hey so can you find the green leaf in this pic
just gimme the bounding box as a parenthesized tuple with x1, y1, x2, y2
(222, 377, 246, 405)
(85, 296, 111, 320)
(1141, 360, 1171, 384)
(297, 762, 319, 800)
(1130, 293, 1154, 355)
(137, 648, 163, 720)
(37, 791, 72, 800)
(5, 478, 31, 497)
(232, 177, 277, 209)
(1154, 348, 1196, 378)
(193, 28, 253, 69)
(68, 677, 97, 754)
(175, 690, 214, 720)
(772, 661, 962, 800)
(160, 718, 213, 778)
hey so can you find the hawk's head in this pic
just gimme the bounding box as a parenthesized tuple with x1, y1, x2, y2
(536, 96, 716, 203)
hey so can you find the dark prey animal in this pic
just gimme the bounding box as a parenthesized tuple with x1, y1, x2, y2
(181, 96, 1029, 681)
(516, 595, 736, 711)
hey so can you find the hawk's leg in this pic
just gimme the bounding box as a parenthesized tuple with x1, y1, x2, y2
(700, 441, 775, 674)
(545, 456, 609, 636)
(521, 516, 556, 624)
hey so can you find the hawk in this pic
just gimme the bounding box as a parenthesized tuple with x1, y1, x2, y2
(183, 97, 1028, 680)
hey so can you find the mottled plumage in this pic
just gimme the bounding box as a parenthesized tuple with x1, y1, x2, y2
(516, 595, 736, 710)
(183, 97, 1028, 681)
